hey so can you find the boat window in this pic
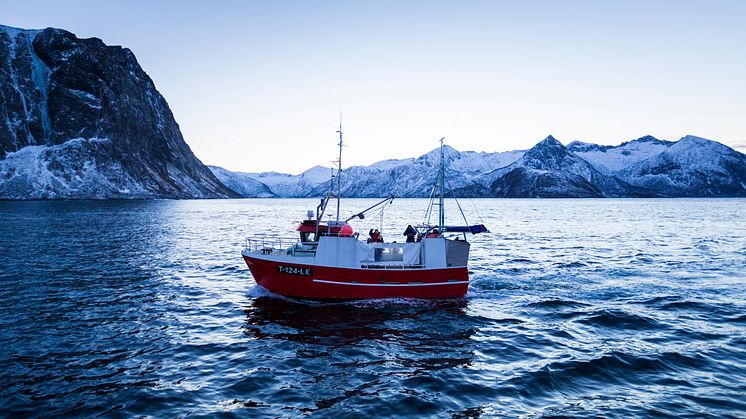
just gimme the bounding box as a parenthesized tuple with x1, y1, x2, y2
(300, 232, 317, 242)
(374, 247, 404, 262)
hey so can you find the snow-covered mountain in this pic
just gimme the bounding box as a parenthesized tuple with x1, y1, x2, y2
(567, 135, 674, 173)
(306, 145, 526, 198)
(456, 136, 654, 198)
(0, 25, 237, 199)
(618, 135, 746, 197)
(244, 165, 333, 197)
(208, 166, 276, 198)
(214, 135, 746, 198)
(211, 146, 525, 198)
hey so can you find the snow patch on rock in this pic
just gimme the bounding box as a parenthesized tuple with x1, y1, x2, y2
(0, 137, 149, 199)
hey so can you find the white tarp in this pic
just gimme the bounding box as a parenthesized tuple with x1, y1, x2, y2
(403, 242, 422, 265)
(356, 241, 375, 262)
(319, 239, 423, 267)
(315, 236, 359, 268)
(423, 237, 447, 268)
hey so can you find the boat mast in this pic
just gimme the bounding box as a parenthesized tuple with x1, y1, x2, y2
(438, 137, 445, 230)
(335, 117, 343, 223)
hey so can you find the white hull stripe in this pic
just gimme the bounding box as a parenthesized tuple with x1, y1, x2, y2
(312, 279, 469, 287)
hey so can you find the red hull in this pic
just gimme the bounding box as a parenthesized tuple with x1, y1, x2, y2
(243, 255, 469, 299)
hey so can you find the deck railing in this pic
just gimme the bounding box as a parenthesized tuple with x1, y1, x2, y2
(244, 236, 319, 256)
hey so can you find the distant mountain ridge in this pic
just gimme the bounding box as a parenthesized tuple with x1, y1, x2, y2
(618, 136, 746, 197)
(0, 24, 237, 199)
(462, 136, 656, 198)
(567, 135, 674, 173)
(213, 135, 746, 198)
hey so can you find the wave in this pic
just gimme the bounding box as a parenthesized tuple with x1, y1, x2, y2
(553, 261, 589, 268)
(510, 350, 707, 398)
(576, 308, 661, 330)
(660, 300, 717, 311)
(525, 299, 590, 309)
(724, 314, 746, 324)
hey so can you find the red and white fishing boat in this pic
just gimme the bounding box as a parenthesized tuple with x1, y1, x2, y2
(242, 125, 488, 299)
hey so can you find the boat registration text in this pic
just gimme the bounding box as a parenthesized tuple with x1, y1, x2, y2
(277, 265, 313, 276)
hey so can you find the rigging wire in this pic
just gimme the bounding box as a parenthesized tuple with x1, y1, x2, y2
(379, 203, 385, 233)
(418, 139, 488, 234)
(470, 195, 487, 227)
(422, 184, 437, 227)
(445, 175, 470, 226)
(359, 199, 392, 236)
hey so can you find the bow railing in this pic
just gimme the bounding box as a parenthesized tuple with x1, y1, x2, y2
(244, 236, 319, 256)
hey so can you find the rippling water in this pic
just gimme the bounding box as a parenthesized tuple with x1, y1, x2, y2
(1, 198, 745, 417)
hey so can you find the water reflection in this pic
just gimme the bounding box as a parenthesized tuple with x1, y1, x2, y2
(240, 296, 485, 416)
(244, 297, 470, 345)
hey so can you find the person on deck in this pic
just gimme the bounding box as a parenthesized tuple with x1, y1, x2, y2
(426, 228, 441, 238)
(403, 225, 417, 243)
(368, 229, 383, 243)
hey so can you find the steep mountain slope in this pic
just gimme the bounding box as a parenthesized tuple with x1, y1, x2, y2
(471, 136, 655, 198)
(618, 135, 746, 197)
(568, 135, 674, 173)
(208, 166, 276, 198)
(0, 25, 237, 199)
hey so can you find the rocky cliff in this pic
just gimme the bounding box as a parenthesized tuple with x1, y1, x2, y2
(0, 25, 237, 199)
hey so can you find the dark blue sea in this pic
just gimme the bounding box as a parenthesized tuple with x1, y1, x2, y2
(1, 198, 745, 417)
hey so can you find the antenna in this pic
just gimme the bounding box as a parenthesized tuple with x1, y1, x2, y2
(438, 137, 445, 229)
(335, 114, 343, 223)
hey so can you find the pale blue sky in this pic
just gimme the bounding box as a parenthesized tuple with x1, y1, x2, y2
(3, 0, 745, 173)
